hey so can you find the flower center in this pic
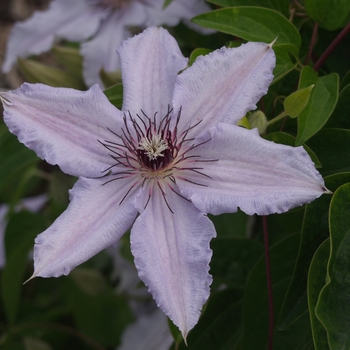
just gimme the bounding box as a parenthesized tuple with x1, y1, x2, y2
(98, 108, 216, 210)
(133, 109, 180, 173)
(139, 134, 169, 161)
(99, 108, 185, 178)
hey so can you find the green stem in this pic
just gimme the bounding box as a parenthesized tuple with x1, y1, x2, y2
(295, 54, 305, 70)
(266, 111, 288, 127)
(305, 22, 319, 65)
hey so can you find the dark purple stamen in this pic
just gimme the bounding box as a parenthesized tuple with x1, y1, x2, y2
(97, 107, 217, 210)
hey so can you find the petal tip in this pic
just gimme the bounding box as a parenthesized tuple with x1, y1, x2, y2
(324, 187, 333, 195)
(23, 273, 37, 285)
(182, 332, 188, 346)
(268, 37, 278, 48)
(0, 92, 13, 106)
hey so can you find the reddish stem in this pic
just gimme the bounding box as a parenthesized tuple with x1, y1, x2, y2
(263, 215, 274, 350)
(313, 21, 350, 72)
(305, 22, 319, 65)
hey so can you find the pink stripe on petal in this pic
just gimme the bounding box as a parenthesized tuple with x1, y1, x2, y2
(33, 177, 138, 278)
(173, 41, 276, 135)
(118, 26, 188, 118)
(177, 123, 327, 216)
(2, 83, 124, 178)
(131, 185, 216, 339)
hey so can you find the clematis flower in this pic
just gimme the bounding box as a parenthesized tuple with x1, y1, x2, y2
(1, 27, 327, 339)
(2, 0, 212, 87)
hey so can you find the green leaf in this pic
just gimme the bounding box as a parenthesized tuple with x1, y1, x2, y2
(100, 68, 121, 88)
(325, 84, 350, 129)
(277, 197, 330, 330)
(163, 0, 174, 9)
(296, 72, 339, 146)
(264, 131, 321, 168)
(0, 124, 40, 203)
(210, 237, 264, 289)
(208, 0, 289, 17)
(176, 289, 243, 349)
(17, 58, 85, 90)
(188, 48, 212, 66)
(325, 172, 350, 192)
(308, 239, 330, 350)
(278, 173, 350, 330)
(209, 211, 249, 237)
(316, 183, 350, 349)
(48, 170, 76, 220)
(299, 65, 319, 87)
(307, 128, 350, 176)
(1, 338, 25, 350)
(284, 85, 314, 118)
(192, 7, 301, 56)
(272, 47, 297, 83)
(2, 212, 48, 324)
(23, 337, 53, 350)
(242, 234, 300, 348)
(52, 45, 83, 78)
(274, 208, 305, 236)
(64, 275, 133, 347)
(273, 312, 314, 350)
(305, 0, 350, 31)
(70, 268, 107, 296)
(168, 318, 183, 345)
(103, 83, 123, 109)
(340, 70, 350, 90)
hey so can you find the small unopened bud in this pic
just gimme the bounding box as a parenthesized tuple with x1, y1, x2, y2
(248, 110, 268, 134)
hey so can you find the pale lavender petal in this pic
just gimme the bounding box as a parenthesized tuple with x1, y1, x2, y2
(19, 193, 48, 213)
(177, 123, 327, 216)
(131, 185, 216, 338)
(81, 13, 127, 87)
(144, 0, 214, 34)
(2, 0, 105, 73)
(118, 26, 188, 117)
(33, 177, 138, 278)
(2, 83, 124, 178)
(118, 308, 173, 350)
(172, 42, 275, 135)
(81, 2, 147, 87)
(54, 1, 107, 40)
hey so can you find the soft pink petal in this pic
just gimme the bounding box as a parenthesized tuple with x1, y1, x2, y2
(131, 183, 216, 338)
(2, 0, 105, 73)
(81, 3, 148, 87)
(2, 83, 124, 178)
(177, 124, 327, 216)
(118, 26, 188, 117)
(33, 177, 138, 278)
(172, 42, 275, 135)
